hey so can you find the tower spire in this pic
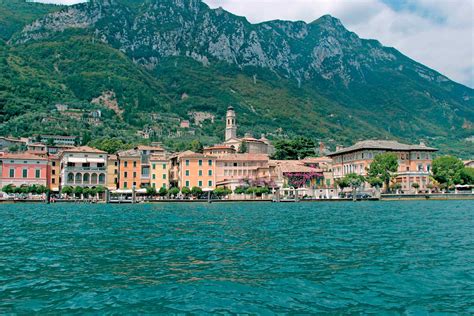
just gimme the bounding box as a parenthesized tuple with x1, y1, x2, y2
(225, 106, 237, 141)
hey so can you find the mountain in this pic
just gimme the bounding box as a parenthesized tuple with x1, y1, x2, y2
(1, 0, 473, 156)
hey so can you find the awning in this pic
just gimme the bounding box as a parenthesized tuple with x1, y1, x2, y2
(86, 158, 106, 163)
(67, 157, 88, 163)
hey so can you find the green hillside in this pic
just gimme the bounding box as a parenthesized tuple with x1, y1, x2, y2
(0, 0, 473, 157)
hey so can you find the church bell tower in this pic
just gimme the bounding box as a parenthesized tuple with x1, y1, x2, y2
(225, 106, 237, 141)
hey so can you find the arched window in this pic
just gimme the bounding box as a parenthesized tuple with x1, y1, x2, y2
(83, 173, 90, 184)
(91, 173, 98, 184)
(67, 173, 74, 184)
(75, 173, 82, 184)
(98, 174, 105, 184)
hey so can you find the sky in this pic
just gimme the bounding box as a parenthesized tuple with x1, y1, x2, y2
(33, 0, 474, 88)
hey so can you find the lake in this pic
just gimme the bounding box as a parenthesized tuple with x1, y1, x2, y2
(0, 201, 473, 313)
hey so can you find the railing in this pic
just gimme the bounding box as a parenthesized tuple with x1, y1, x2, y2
(65, 167, 106, 172)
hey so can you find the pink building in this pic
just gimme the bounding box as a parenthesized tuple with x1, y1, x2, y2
(0, 153, 48, 189)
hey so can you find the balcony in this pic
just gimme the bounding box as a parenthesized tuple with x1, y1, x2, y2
(65, 166, 106, 172)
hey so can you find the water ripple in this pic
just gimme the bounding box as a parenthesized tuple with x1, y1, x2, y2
(0, 201, 473, 313)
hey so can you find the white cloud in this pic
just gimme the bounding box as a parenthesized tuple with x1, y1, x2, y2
(31, 0, 474, 87)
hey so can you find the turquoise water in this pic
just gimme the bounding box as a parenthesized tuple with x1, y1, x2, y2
(0, 201, 473, 314)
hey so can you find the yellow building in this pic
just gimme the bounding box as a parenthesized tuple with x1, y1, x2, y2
(106, 154, 119, 191)
(150, 154, 170, 189)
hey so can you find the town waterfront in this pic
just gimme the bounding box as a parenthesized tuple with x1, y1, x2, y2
(1, 201, 473, 313)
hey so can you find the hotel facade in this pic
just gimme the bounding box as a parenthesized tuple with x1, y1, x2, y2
(328, 140, 438, 192)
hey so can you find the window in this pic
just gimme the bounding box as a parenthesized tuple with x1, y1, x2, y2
(133, 161, 137, 168)
(152, 164, 156, 170)
(133, 182, 137, 186)
(52, 170, 56, 175)
(124, 172, 128, 178)
(115, 162, 118, 166)
(162, 174, 166, 179)
(199, 160, 203, 166)
(114, 169, 118, 175)
(185, 160, 190, 166)
(152, 183, 156, 188)
(208, 170, 212, 176)
(35, 169, 40, 178)
(208, 180, 213, 187)
(133, 172, 137, 178)
(22, 169, 28, 178)
(52, 161, 56, 167)
(233, 163, 238, 167)
(124, 182, 128, 188)
(162, 183, 166, 188)
(208, 160, 213, 166)
(185, 180, 190, 187)
(152, 174, 156, 180)
(162, 164, 166, 170)
(52, 178, 56, 184)
(199, 170, 203, 176)
(124, 161, 128, 167)
(198, 180, 203, 187)
(418, 164, 423, 171)
(185, 170, 190, 176)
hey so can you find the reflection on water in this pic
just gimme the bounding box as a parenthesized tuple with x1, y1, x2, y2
(0, 201, 473, 313)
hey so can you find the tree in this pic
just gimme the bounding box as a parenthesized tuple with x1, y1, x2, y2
(146, 186, 157, 197)
(96, 186, 106, 194)
(234, 186, 246, 194)
(460, 167, 474, 185)
(73, 186, 83, 198)
(191, 186, 203, 197)
(190, 140, 204, 153)
(345, 173, 365, 190)
(2, 184, 14, 194)
(335, 178, 350, 191)
(432, 156, 464, 190)
(367, 153, 398, 192)
(256, 187, 270, 197)
(181, 187, 191, 196)
(271, 137, 316, 160)
(238, 141, 248, 153)
(83, 187, 91, 197)
(158, 187, 168, 197)
(367, 177, 383, 188)
(61, 186, 73, 196)
(169, 187, 180, 196)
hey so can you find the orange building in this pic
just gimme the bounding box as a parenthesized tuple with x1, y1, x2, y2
(117, 149, 141, 189)
(328, 140, 438, 192)
(117, 145, 166, 190)
(48, 154, 61, 192)
(175, 151, 216, 189)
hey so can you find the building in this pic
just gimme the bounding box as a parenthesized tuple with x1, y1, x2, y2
(150, 154, 170, 189)
(222, 106, 274, 155)
(59, 146, 108, 188)
(203, 145, 236, 157)
(0, 137, 27, 151)
(215, 154, 272, 190)
(328, 140, 438, 192)
(0, 153, 48, 189)
(39, 135, 79, 146)
(172, 151, 216, 189)
(464, 160, 474, 168)
(117, 145, 166, 190)
(48, 155, 61, 192)
(180, 120, 190, 129)
(106, 155, 119, 191)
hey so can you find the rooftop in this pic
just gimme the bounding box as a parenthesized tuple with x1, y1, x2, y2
(60, 146, 107, 154)
(136, 145, 164, 151)
(327, 140, 438, 156)
(272, 160, 323, 173)
(217, 154, 269, 162)
(0, 152, 47, 160)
